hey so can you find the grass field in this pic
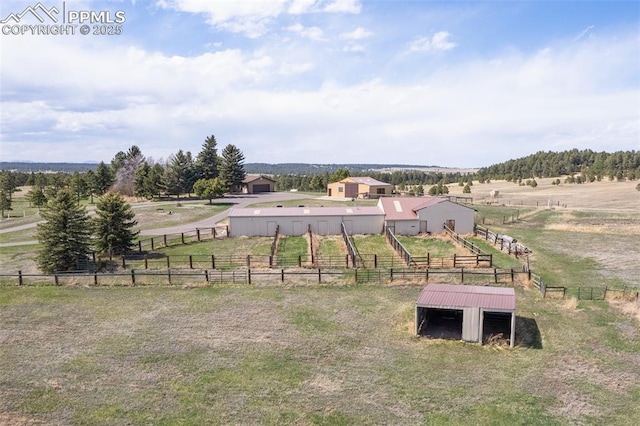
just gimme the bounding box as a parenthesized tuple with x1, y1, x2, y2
(1, 179, 640, 424)
(1, 285, 639, 425)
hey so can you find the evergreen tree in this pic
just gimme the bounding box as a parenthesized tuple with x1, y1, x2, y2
(219, 144, 246, 193)
(0, 188, 11, 217)
(195, 135, 219, 180)
(165, 150, 196, 197)
(93, 161, 114, 195)
(329, 168, 350, 183)
(37, 189, 92, 273)
(26, 186, 47, 210)
(193, 177, 227, 203)
(93, 192, 139, 256)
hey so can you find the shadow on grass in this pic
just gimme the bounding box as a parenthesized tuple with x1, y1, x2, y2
(515, 316, 543, 349)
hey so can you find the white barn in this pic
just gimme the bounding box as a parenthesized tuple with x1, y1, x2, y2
(228, 206, 385, 237)
(378, 196, 476, 235)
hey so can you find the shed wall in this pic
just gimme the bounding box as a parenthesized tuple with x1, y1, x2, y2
(417, 201, 475, 234)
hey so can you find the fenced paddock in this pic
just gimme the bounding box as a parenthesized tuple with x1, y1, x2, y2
(136, 226, 228, 252)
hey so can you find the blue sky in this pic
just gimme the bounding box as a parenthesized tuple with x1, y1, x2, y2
(1, 0, 638, 167)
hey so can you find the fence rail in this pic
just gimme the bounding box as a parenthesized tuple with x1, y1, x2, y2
(385, 227, 413, 266)
(474, 225, 531, 257)
(136, 226, 229, 252)
(0, 267, 537, 287)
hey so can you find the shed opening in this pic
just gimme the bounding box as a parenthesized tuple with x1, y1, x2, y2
(417, 308, 463, 340)
(482, 311, 512, 344)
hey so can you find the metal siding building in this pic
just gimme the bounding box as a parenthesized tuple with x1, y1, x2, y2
(228, 206, 385, 237)
(415, 284, 516, 347)
(378, 197, 476, 235)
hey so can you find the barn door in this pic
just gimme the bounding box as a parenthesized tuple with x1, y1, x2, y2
(446, 220, 455, 231)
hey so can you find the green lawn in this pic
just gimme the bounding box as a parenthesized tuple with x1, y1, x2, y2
(0, 285, 638, 425)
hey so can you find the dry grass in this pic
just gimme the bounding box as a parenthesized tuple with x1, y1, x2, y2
(448, 177, 640, 212)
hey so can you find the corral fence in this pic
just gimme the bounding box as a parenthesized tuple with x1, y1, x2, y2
(385, 227, 413, 266)
(444, 225, 484, 256)
(474, 225, 531, 258)
(0, 267, 536, 288)
(270, 225, 280, 257)
(136, 226, 228, 252)
(341, 222, 361, 268)
(103, 253, 492, 271)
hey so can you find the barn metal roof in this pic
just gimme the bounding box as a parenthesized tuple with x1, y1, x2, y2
(379, 196, 445, 220)
(228, 206, 384, 218)
(343, 177, 391, 186)
(416, 284, 515, 311)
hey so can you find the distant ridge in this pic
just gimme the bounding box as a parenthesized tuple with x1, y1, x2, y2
(1, 162, 464, 174)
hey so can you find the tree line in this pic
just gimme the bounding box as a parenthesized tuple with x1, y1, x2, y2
(0, 135, 247, 215)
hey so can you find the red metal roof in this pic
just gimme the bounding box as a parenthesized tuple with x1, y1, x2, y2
(378, 196, 446, 220)
(416, 284, 515, 311)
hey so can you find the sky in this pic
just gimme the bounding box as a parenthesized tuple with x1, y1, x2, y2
(0, 0, 639, 168)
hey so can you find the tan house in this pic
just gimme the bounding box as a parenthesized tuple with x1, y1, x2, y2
(327, 177, 393, 199)
(242, 175, 276, 194)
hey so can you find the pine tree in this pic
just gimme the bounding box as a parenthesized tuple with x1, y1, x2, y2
(195, 135, 219, 180)
(219, 144, 246, 193)
(93, 192, 139, 256)
(37, 189, 92, 273)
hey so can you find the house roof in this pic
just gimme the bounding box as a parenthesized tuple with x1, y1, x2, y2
(228, 206, 384, 218)
(343, 176, 391, 186)
(378, 196, 446, 220)
(416, 284, 515, 311)
(243, 174, 276, 184)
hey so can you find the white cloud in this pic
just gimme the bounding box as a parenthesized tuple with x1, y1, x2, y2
(340, 26, 373, 40)
(343, 43, 364, 52)
(322, 0, 361, 13)
(1, 19, 637, 166)
(410, 31, 457, 52)
(285, 23, 326, 40)
(156, 0, 360, 37)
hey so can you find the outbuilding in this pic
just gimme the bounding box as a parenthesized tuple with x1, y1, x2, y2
(228, 206, 385, 237)
(242, 175, 276, 194)
(378, 196, 476, 235)
(327, 177, 393, 199)
(415, 284, 516, 347)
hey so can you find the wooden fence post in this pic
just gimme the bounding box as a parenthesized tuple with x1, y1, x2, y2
(163, 234, 167, 247)
(138, 241, 142, 252)
(461, 268, 464, 282)
(281, 269, 285, 282)
(144, 255, 148, 269)
(151, 238, 155, 251)
(166, 256, 170, 269)
(18, 270, 23, 286)
(390, 269, 394, 282)
(197, 229, 201, 241)
(204, 270, 209, 284)
(453, 254, 457, 268)
(318, 268, 321, 283)
(298, 255, 302, 268)
(181, 233, 185, 245)
(167, 268, 172, 285)
(131, 269, 136, 287)
(189, 255, 193, 269)
(248, 269, 252, 285)
(54, 272, 59, 286)
(246, 255, 251, 268)
(510, 269, 514, 283)
(211, 255, 215, 269)
(494, 268, 498, 284)
(94, 271, 98, 286)
(122, 256, 126, 268)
